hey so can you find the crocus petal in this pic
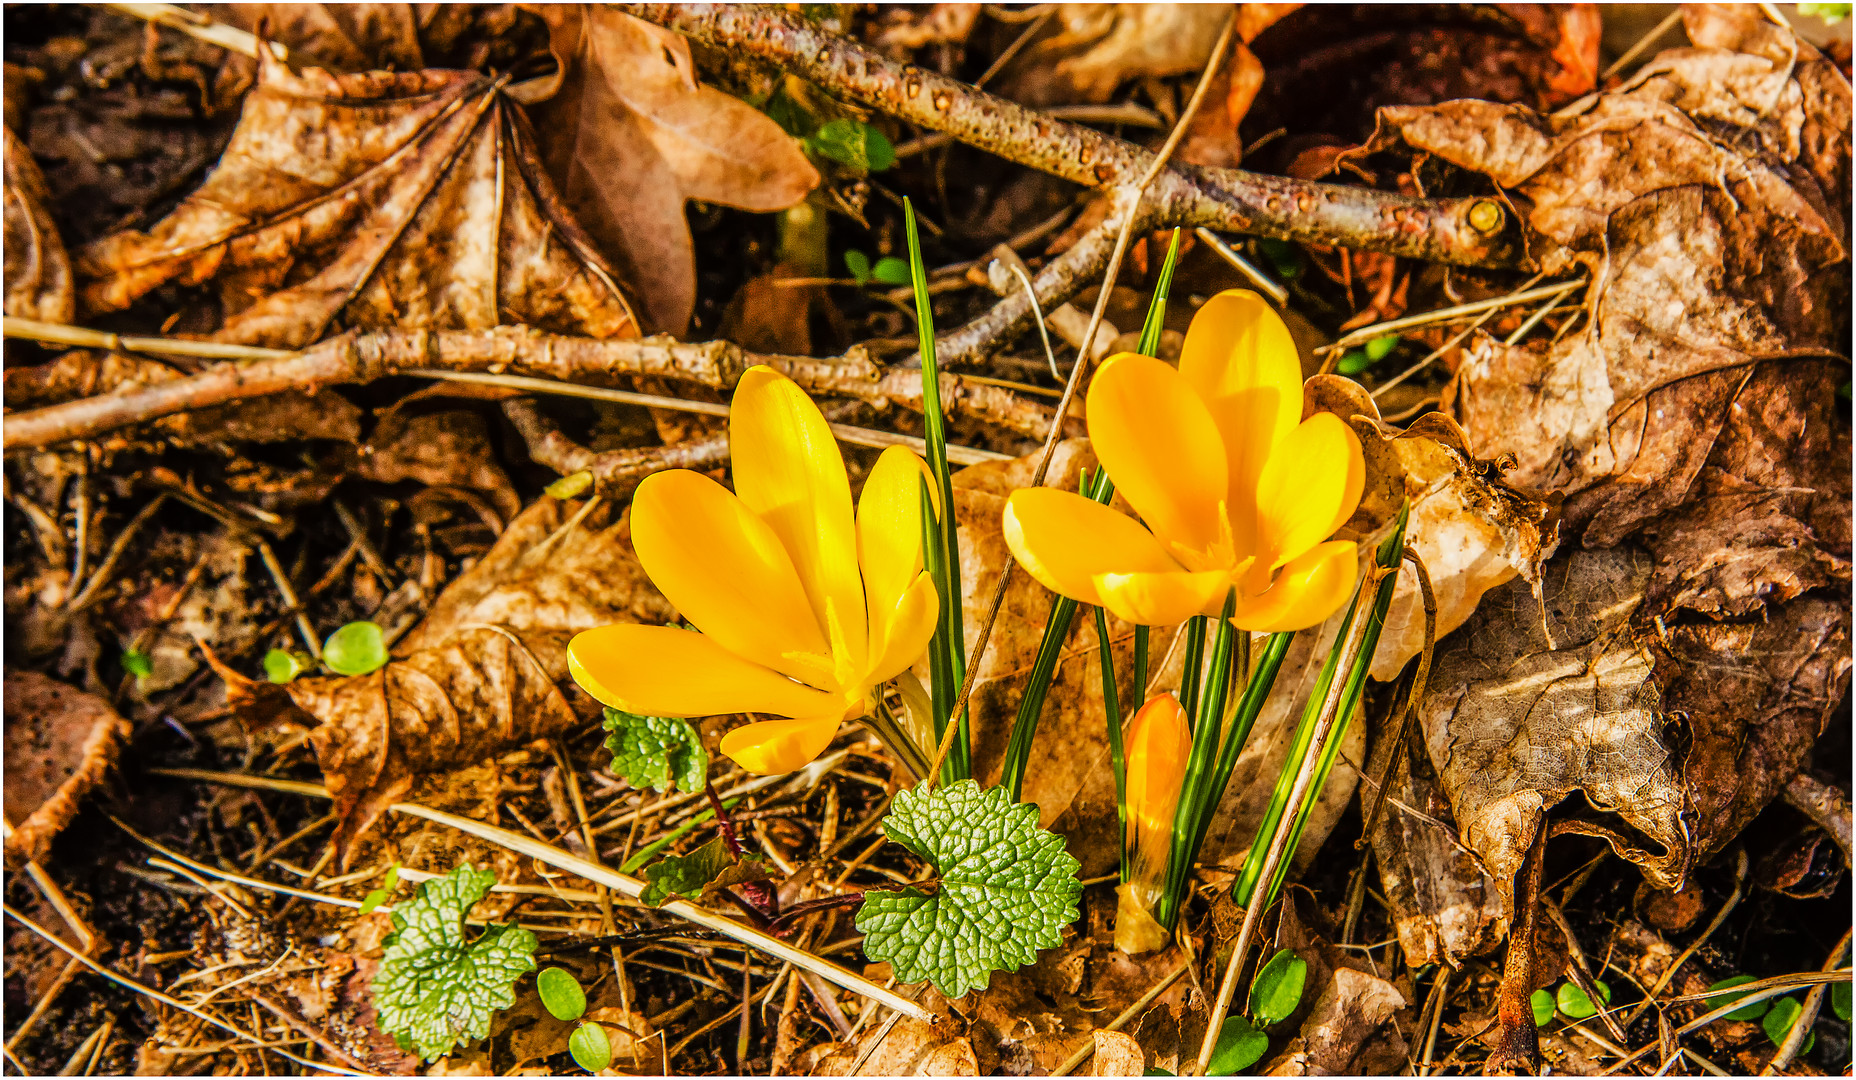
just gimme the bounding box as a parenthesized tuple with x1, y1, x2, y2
(1177, 290, 1303, 557)
(631, 469, 831, 683)
(567, 624, 837, 718)
(1085, 353, 1230, 557)
(719, 715, 842, 775)
(864, 572, 940, 687)
(857, 445, 935, 659)
(730, 366, 867, 669)
(1252, 412, 1365, 569)
(1228, 540, 1359, 632)
(1003, 487, 1180, 607)
(1094, 568, 1230, 627)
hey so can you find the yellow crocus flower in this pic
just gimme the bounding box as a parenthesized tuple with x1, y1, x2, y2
(566, 366, 940, 775)
(1003, 290, 1365, 631)
(1117, 692, 1191, 954)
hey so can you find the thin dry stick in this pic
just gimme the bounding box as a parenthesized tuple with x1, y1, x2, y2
(920, 9, 1238, 791)
(150, 767, 934, 1024)
(1196, 564, 1386, 1073)
(1050, 960, 1192, 1076)
(106, 2, 285, 59)
(1600, 971, 1855, 1076)
(1603, 9, 1685, 79)
(1192, 227, 1288, 306)
(2, 904, 360, 1076)
(1356, 550, 1436, 847)
(1332, 277, 1572, 352)
(1761, 929, 1849, 1075)
(1545, 901, 1628, 1044)
(66, 493, 169, 611)
(1418, 966, 1451, 1076)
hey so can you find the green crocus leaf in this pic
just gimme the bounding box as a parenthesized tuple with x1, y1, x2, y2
(602, 708, 707, 794)
(1250, 949, 1307, 1026)
(1704, 975, 1770, 1021)
(1531, 988, 1555, 1027)
(324, 621, 389, 676)
(1207, 1015, 1270, 1075)
(263, 648, 312, 684)
(871, 256, 911, 285)
(806, 118, 895, 171)
(372, 865, 537, 1061)
(568, 1022, 612, 1072)
(1556, 980, 1609, 1020)
(537, 967, 587, 1022)
(854, 780, 1081, 1000)
(639, 836, 770, 907)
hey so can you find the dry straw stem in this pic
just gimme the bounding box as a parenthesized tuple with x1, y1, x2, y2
(149, 767, 934, 1024)
(1, 320, 1063, 452)
(1050, 960, 1192, 1076)
(1762, 930, 1849, 1075)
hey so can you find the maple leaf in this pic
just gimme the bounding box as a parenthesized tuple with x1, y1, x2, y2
(524, 6, 820, 333)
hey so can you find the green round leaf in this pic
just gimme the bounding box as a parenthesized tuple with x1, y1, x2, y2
(1365, 334, 1402, 362)
(1705, 975, 1770, 1021)
(1335, 349, 1372, 376)
(1207, 1015, 1269, 1076)
(1250, 949, 1308, 1026)
(568, 1021, 612, 1073)
(537, 967, 587, 1022)
(1832, 979, 1851, 1023)
(1530, 988, 1555, 1028)
(1763, 996, 1806, 1047)
(121, 649, 153, 679)
(844, 249, 872, 284)
(323, 621, 389, 676)
(263, 648, 311, 684)
(1556, 980, 1608, 1020)
(871, 256, 911, 286)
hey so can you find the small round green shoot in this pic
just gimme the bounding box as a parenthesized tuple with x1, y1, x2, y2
(568, 1021, 611, 1072)
(1530, 988, 1555, 1027)
(1555, 980, 1609, 1020)
(537, 967, 587, 1023)
(323, 621, 388, 676)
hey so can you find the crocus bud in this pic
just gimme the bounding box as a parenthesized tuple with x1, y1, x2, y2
(1116, 692, 1191, 954)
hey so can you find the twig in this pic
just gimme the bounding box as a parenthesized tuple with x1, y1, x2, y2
(1418, 966, 1451, 1075)
(149, 767, 935, 1024)
(65, 493, 168, 611)
(1545, 900, 1628, 1044)
(2, 321, 1060, 451)
(1782, 771, 1852, 861)
(1603, 9, 1685, 80)
(1193, 227, 1287, 306)
(106, 3, 286, 60)
(622, 5, 1522, 275)
(1601, 969, 1856, 1076)
(1623, 850, 1749, 1028)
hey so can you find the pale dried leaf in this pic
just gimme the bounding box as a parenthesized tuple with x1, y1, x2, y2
(527, 7, 819, 333)
(3, 671, 131, 866)
(1051, 4, 1237, 102)
(3, 125, 73, 323)
(1264, 968, 1409, 1077)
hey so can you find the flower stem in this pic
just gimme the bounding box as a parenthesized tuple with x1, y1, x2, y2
(1093, 605, 1130, 881)
(866, 697, 932, 783)
(1156, 592, 1238, 930)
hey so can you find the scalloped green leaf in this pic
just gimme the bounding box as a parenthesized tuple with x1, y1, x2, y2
(854, 780, 1081, 1000)
(602, 708, 707, 794)
(372, 865, 537, 1061)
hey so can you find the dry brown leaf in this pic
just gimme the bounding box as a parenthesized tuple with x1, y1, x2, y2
(214, 4, 427, 72)
(1045, 4, 1238, 103)
(3, 125, 73, 323)
(1089, 1030, 1145, 1076)
(342, 409, 521, 526)
(1367, 8, 1849, 618)
(3, 670, 131, 866)
(524, 7, 820, 333)
(1264, 967, 1409, 1077)
(1177, 5, 1299, 169)
(874, 4, 985, 52)
(218, 497, 672, 854)
(76, 52, 637, 348)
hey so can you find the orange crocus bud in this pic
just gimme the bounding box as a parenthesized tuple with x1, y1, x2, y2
(1116, 692, 1191, 954)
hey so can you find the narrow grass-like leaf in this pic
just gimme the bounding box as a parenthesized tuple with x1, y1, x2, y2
(1156, 592, 1237, 929)
(906, 199, 969, 782)
(1137, 229, 1183, 356)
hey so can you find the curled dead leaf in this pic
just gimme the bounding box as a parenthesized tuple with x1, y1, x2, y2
(3, 125, 73, 323)
(3, 670, 131, 866)
(76, 52, 637, 347)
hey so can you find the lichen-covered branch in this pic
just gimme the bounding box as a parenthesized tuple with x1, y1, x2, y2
(622, 4, 1524, 271)
(2, 325, 1066, 451)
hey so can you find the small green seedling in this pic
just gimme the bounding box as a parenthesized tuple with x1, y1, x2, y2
(805, 118, 895, 172)
(1555, 980, 1611, 1020)
(1703, 975, 1770, 1021)
(1250, 949, 1308, 1027)
(121, 649, 153, 680)
(323, 621, 389, 676)
(1531, 988, 1555, 1027)
(844, 251, 910, 286)
(360, 863, 401, 914)
(1206, 1015, 1269, 1075)
(534, 966, 611, 1072)
(1762, 996, 1816, 1054)
(263, 648, 313, 684)
(1336, 335, 1401, 376)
